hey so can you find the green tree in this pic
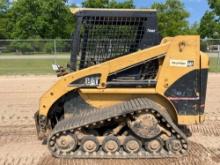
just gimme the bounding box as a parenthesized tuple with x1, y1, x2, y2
(7, 0, 74, 39)
(208, 0, 220, 16)
(151, 0, 190, 37)
(199, 11, 220, 39)
(199, 0, 220, 39)
(0, 0, 9, 13)
(82, 0, 134, 8)
(0, 0, 9, 39)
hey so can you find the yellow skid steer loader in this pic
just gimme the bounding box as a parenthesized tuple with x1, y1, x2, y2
(34, 8, 209, 159)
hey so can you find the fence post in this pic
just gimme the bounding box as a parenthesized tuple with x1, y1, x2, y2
(218, 51, 220, 65)
(53, 39, 57, 64)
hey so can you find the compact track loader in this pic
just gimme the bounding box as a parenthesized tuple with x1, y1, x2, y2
(35, 8, 209, 159)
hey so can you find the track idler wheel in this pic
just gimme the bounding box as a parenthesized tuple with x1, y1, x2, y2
(81, 135, 99, 153)
(55, 133, 78, 153)
(102, 136, 120, 153)
(123, 136, 141, 153)
(166, 138, 183, 153)
(144, 138, 163, 153)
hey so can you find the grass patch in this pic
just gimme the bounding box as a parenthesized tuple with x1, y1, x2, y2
(0, 59, 68, 75)
(209, 57, 220, 72)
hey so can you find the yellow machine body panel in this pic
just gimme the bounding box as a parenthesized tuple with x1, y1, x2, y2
(38, 36, 208, 125)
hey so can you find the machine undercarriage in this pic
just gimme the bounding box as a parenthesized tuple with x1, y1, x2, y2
(48, 98, 188, 158)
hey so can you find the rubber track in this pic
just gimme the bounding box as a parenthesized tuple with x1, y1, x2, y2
(48, 97, 188, 159)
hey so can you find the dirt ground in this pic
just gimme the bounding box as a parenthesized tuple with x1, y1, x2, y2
(0, 74, 220, 165)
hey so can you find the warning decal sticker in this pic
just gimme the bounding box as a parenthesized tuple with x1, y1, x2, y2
(170, 59, 194, 67)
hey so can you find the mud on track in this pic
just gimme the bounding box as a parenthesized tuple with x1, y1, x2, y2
(0, 74, 220, 165)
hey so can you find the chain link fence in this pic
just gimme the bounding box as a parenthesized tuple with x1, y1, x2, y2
(0, 39, 72, 55)
(0, 39, 219, 74)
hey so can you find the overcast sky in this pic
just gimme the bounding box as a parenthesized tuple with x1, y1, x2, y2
(69, 0, 209, 24)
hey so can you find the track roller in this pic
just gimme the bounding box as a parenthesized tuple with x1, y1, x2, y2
(55, 133, 78, 153)
(144, 138, 163, 153)
(123, 136, 142, 153)
(102, 136, 120, 153)
(81, 135, 99, 153)
(165, 138, 183, 153)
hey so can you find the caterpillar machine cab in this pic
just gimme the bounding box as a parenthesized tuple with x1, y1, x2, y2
(35, 8, 209, 158)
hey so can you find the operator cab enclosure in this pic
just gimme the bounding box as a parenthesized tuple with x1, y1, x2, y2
(69, 8, 161, 71)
